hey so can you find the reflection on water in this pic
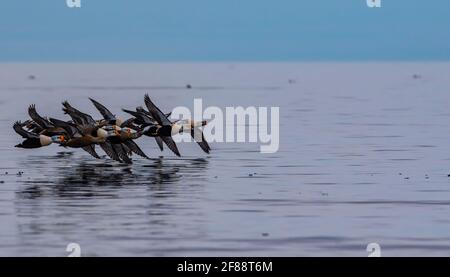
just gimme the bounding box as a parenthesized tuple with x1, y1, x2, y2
(16, 155, 209, 200)
(10, 153, 210, 256)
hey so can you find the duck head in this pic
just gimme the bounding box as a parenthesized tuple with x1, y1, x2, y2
(51, 135, 65, 144)
(122, 127, 141, 139)
(126, 128, 143, 139)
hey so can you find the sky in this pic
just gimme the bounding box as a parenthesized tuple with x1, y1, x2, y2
(0, 0, 449, 61)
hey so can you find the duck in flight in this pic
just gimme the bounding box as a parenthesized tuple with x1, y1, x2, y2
(13, 105, 98, 150)
(13, 121, 60, 148)
(13, 95, 212, 163)
(89, 98, 150, 162)
(122, 96, 181, 157)
(123, 94, 210, 155)
(61, 100, 139, 164)
(143, 94, 210, 154)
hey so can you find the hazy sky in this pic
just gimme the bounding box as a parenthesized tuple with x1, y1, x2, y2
(0, 0, 449, 61)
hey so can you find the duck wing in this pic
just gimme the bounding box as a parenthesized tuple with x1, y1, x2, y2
(155, 137, 164, 151)
(13, 121, 39, 139)
(120, 118, 136, 128)
(23, 120, 44, 133)
(136, 106, 172, 122)
(137, 106, 171, 119)
(124, 140, 149, 159)
(48, 118, 79, 138)
(82, 145, 101, 159)
(112, 143, 132, 164)
(122, 109, 154, 125)
(99, 142, 121, 162)
(191, 127, 210, 154)
(121, 142, 132, 156)
(160, 136, 181, 157)
(89, 98, 116, 122)
(144, 94, 172, 126)
(62, 101, 96, 126)
(28, 104, 53, 129)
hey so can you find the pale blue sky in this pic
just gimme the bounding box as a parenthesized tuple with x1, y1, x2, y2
(0, 0, 449, 61)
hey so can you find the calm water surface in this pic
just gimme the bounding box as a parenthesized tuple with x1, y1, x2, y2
(1, 63, 450, 256)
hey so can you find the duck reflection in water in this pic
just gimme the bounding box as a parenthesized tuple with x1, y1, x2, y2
(16, 153, 209, 200)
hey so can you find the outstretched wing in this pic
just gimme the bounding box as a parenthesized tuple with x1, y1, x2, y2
(28, 104, 53, 129)
(89, 98, 116, 121)
(62, 101, 96, 126)
(112, 143, 132, 164)
(137, 106, 171, 119)
(144, 94, 172, 126)
(191, 127, 211, 154)
(122, 109, 155, 125)
(155, 137, 164, 151)
(124, 140, 149, 159)
(49, 118, 79, 138)
(120, 118, 136, 128)
(82, 145, 101, 159)
(23, 119, 44, 134)
(13, 121, 39, 139)
(99, 142, 121, 162)
(160, 136, 181, 157)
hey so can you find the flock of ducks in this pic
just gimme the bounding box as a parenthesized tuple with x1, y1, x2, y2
(13, 94, 211, 164)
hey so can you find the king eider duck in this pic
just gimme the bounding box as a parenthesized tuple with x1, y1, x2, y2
(60, 100, 134, 163)
(122, 94, 181, 157)
(89, 98, 149, 160)
(13, 121, 60, 148)
(143, 94, 210, 154)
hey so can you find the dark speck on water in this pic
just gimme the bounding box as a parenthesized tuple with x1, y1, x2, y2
(186, 84, 192, 89)
(261, 233, 270, 237)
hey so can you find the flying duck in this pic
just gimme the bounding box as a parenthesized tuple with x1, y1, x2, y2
(89, 98, 149, 161)
(13, 121, 58, 148)
(122, 97, 181, 157)
(143, 94, 210, 154)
